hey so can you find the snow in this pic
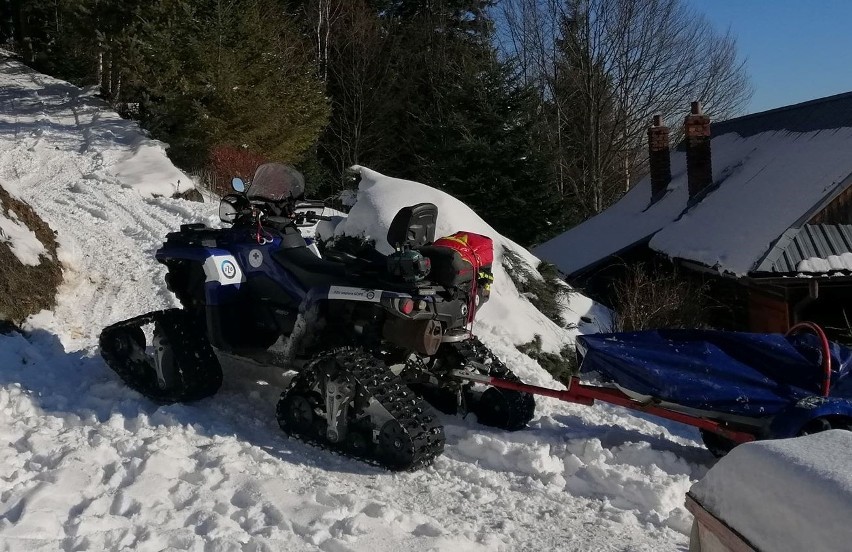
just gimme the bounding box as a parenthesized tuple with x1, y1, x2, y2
(536, 127, 852, 277)
(0, 53, 716, 550)
(0, 57, 189, 200)
(0, 208, 47, 265)
(112, 143, 191, 197)
(798, 252, 852, 273)
(689, 431, 852, 552)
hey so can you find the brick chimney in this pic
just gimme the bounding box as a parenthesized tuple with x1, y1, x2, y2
(647, 114, 671, 202)
(684, 101, 712, 200)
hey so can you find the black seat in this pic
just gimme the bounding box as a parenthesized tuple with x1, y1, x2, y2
(273, 246, 350, 289)
(387, 203, 437, 248)
(323, 248, 361, 264)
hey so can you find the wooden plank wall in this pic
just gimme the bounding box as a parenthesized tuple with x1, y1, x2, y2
(810, 186, 852, 224)
(748, 289, 790, 333)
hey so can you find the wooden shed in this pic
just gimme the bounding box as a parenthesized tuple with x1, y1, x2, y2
(535, 94, 852, 337)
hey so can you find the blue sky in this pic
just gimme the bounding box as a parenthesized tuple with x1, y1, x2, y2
(687, 0, 852, 114)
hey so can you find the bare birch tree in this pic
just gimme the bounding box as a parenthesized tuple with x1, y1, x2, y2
(500, 0, 752, 221)
(323, 1, 393, 181)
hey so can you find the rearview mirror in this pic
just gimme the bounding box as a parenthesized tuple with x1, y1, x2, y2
(232, 177, 246, 193)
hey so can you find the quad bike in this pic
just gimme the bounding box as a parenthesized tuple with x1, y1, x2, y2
(100, 163, 535, 471)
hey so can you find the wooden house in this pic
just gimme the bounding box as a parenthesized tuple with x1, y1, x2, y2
(535, 95, 852, 335)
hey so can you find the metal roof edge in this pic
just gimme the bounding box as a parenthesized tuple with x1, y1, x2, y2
(752, 226, 803, 273)
(749, 172, 852, 273)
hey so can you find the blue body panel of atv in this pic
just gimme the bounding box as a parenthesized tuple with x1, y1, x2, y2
(156, 230, 302, 305)
(154, 227, 421, 311)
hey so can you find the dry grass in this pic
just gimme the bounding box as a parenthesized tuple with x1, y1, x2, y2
(0, 186, 62, 324)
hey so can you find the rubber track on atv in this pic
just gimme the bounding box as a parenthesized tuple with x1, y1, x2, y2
(443, 336, 536, 430)
(99, 309, 222, 403)
(279, 348, 445, 471)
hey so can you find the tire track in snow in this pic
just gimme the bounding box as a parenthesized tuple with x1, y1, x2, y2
(0, 69, 197, 339)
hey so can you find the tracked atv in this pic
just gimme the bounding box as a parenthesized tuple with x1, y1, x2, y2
(100, 163, 535, 470)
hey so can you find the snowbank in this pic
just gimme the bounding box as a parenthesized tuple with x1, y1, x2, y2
(690, 430, 852, 552)
(0, 56, 189, 199)
(333, 167, 608, 357)
(112, 142, 191, 197)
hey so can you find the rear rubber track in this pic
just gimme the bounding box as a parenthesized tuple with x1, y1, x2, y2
(430, 336, 537, 431)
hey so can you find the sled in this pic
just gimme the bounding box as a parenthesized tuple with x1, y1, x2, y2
(453, 322, 852, 454)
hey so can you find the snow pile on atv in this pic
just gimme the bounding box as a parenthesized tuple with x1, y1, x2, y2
(328, 166, 609, 381)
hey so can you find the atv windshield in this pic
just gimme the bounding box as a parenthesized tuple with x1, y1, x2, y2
(247, 163, 305, 202)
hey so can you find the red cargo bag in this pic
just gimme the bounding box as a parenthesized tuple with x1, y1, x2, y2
(421, 232, 493, 287)
(420, 232, 494, 322)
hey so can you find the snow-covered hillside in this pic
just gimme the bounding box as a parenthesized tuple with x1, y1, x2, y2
(0, 54, 713, 551)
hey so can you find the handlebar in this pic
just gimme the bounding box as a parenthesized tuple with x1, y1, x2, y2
(295, 211, 333, 223)
(225, 195, 332, 228)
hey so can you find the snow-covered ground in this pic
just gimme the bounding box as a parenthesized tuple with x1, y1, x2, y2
(0, 54, 714, 551)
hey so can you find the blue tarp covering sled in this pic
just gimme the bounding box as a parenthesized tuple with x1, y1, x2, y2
(576, 329, 852, 418)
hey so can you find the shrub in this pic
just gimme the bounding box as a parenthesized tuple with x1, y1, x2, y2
(611, 262, 710, 332)
(516, 334, 577, 384)
(209, 146, 269, 196)
(501, 247, 575, 328)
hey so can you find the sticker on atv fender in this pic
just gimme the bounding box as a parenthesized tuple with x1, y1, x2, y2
(203, 254, 245, 285)
(248, 249, 263, 268)
(328, 286, 381, 302)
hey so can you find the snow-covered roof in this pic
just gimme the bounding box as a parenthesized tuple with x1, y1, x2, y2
(535, 94, 852, 277)
(533, 158, 690, 276)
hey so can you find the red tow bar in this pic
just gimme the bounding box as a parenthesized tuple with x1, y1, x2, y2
(452, 370, 757, 444)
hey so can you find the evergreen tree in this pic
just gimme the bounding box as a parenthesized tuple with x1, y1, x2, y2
(364, 0, 557, 244)
(7, 0, 329, 170)
(412, 60, 559, 245)
(206, 0, 329, 163)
